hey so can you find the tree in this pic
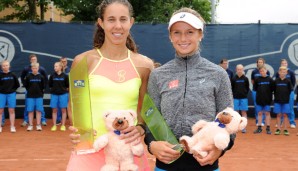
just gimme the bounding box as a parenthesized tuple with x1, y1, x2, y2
(0, 0, 49, 21)
(0, 0, 213, 23)
(54, 0, 212, 23)
(52, 0, 99, 22)
(132, 0, 212, 23)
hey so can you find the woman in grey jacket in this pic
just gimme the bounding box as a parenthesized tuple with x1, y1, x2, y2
(145, 7, 234, 171)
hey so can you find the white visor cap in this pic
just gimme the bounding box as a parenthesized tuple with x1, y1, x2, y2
(168, 12, 204, 31)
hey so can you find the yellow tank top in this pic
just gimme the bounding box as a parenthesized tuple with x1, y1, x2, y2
(89, 49, 141, 137)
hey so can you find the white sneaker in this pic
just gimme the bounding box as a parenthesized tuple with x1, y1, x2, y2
(0, 127, 2, 133)
(261, 123, 265, 127)
(27, 125, 33, 131)
(290, 124, 296, 129)
(21, 121, 28, 127)
(10, 126, 16, 133)
(36, 125, 42, 131)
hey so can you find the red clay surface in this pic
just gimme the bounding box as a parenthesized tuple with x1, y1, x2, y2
(0, 118, 297, 171)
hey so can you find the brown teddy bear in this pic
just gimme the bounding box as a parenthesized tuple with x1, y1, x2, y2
(180, 107, 247, 158)
(93, 110, 144, 171)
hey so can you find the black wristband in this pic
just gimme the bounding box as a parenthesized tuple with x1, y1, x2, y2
(136, 123, 146, 136)
(144, 132, 155, 155)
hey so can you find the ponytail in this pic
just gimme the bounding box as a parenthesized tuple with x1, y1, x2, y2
(93, 23, 105, 49)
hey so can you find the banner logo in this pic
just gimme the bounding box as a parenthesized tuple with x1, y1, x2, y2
(0, 36, 15, 62)
(294, 43, 298, 61)
(288, 39, 298, 66)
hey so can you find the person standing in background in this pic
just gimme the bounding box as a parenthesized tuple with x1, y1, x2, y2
(275, 59, 296, 129)
(49, 62, 69, 131)
(251, 58, 270, 126)
(24, 63, 45, 131)
(0, 61, 20, 133)
(220, 58, 234, 81)
(56, 57, 70, 125)
(231, 64, 250, 133)
(60, 57, 70, 74)
(273, 66, 292, 135)
(253, 66, 274, 135)
(20, 54, 48, 127)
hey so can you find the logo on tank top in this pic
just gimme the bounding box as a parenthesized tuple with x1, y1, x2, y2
(117, 70, 126, 82)
(169, 80, 179, 89)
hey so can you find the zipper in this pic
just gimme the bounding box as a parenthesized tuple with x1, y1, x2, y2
(183, 58, 188, 108)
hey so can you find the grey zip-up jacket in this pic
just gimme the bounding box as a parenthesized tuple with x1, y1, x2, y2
(148, 51, 233, 138)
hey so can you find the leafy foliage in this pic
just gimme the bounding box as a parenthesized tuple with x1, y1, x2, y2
(0, 0, 50, 21)
(0, 0, 212, 23)
(52, 0, 100, 22)
(132, 0, 212, 23)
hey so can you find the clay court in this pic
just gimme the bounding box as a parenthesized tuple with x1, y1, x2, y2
(0, 118, 297, 171)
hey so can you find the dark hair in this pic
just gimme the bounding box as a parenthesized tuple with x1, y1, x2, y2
(93, 0, 138, 52)
(220, 58, 228, 64)
(29, 54, 37, 60)
(256, 57, 265, 63)
(280, 58, 287, 63)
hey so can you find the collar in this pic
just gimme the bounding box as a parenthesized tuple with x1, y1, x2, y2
(114, 130, 121, 135)
(175, 50, 200, 59)
(113, 130, 129, 135)
(174, 50, 202, 66)
(215, 118, 226, 128)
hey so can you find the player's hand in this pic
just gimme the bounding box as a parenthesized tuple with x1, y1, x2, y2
(68, 126, 80, 145)
(69, 126, 97, 145)
(193, 144, 222, 166)
(150, 141, 181, 164)
(119, 126, 141, 145)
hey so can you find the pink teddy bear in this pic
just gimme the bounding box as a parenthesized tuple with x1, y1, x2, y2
(180, 107, 247, 158)
(93, 110, 144, 171)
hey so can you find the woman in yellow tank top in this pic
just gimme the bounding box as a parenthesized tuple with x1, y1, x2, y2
(66, 1, 153, 170)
